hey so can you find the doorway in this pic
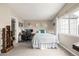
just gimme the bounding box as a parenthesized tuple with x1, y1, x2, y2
(11, 18, 16, 41)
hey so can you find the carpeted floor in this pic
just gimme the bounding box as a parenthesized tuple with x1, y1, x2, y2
(0, 41, 72, 56)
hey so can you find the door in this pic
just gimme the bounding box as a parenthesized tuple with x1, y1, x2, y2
(11, 18, 16, 40)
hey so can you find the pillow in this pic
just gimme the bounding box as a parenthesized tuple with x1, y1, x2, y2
(40, 30, 45, 33)
(36, 29, 46, 34)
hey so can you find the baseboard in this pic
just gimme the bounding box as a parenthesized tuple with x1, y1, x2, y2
(59, 43, 77, 56)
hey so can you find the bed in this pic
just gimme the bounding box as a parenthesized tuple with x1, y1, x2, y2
(32, 33, 59, 49)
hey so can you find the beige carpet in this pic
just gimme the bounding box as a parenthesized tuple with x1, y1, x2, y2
(0, 41, 72, 56)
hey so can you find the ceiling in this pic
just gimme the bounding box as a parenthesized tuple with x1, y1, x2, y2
(8, 3, 65, 20)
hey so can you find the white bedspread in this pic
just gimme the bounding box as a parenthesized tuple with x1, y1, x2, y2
(32, 33, 59, 49)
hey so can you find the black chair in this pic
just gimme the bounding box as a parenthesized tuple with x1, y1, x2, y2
(21, 31, 26, 41)
(21, 29, 33, 41)
(26, 29, 33, 41)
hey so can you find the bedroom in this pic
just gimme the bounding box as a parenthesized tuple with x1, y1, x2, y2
(0, 3, 79, 56)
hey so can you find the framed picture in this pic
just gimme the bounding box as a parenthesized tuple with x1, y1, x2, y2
(19, 22, 23, 27)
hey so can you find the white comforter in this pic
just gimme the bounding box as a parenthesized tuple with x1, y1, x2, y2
(32, 33, 59, 49)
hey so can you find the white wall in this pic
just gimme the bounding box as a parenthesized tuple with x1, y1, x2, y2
(0, 5, 11, 28)
(0, 5, 11, 51)
(24, 20, 54, 33)
(55, 4, 79, 55)
(59, 34, 79, 55)
(0, 4, 24, 50)
(57, 3, 79, 17)
(11, 12, 24, 44)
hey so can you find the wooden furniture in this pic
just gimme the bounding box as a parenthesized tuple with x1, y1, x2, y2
(1, 26, 14, 53)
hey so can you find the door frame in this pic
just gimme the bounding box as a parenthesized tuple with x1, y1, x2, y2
(11, 16, 19, 44)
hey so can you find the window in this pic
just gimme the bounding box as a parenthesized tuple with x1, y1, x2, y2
(58, 18, 69, 34)
(77, 18, 79, 35)
(57, 10, 79, 36)
(57, 15, 78, 36)
(70, 19, 77, 35)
